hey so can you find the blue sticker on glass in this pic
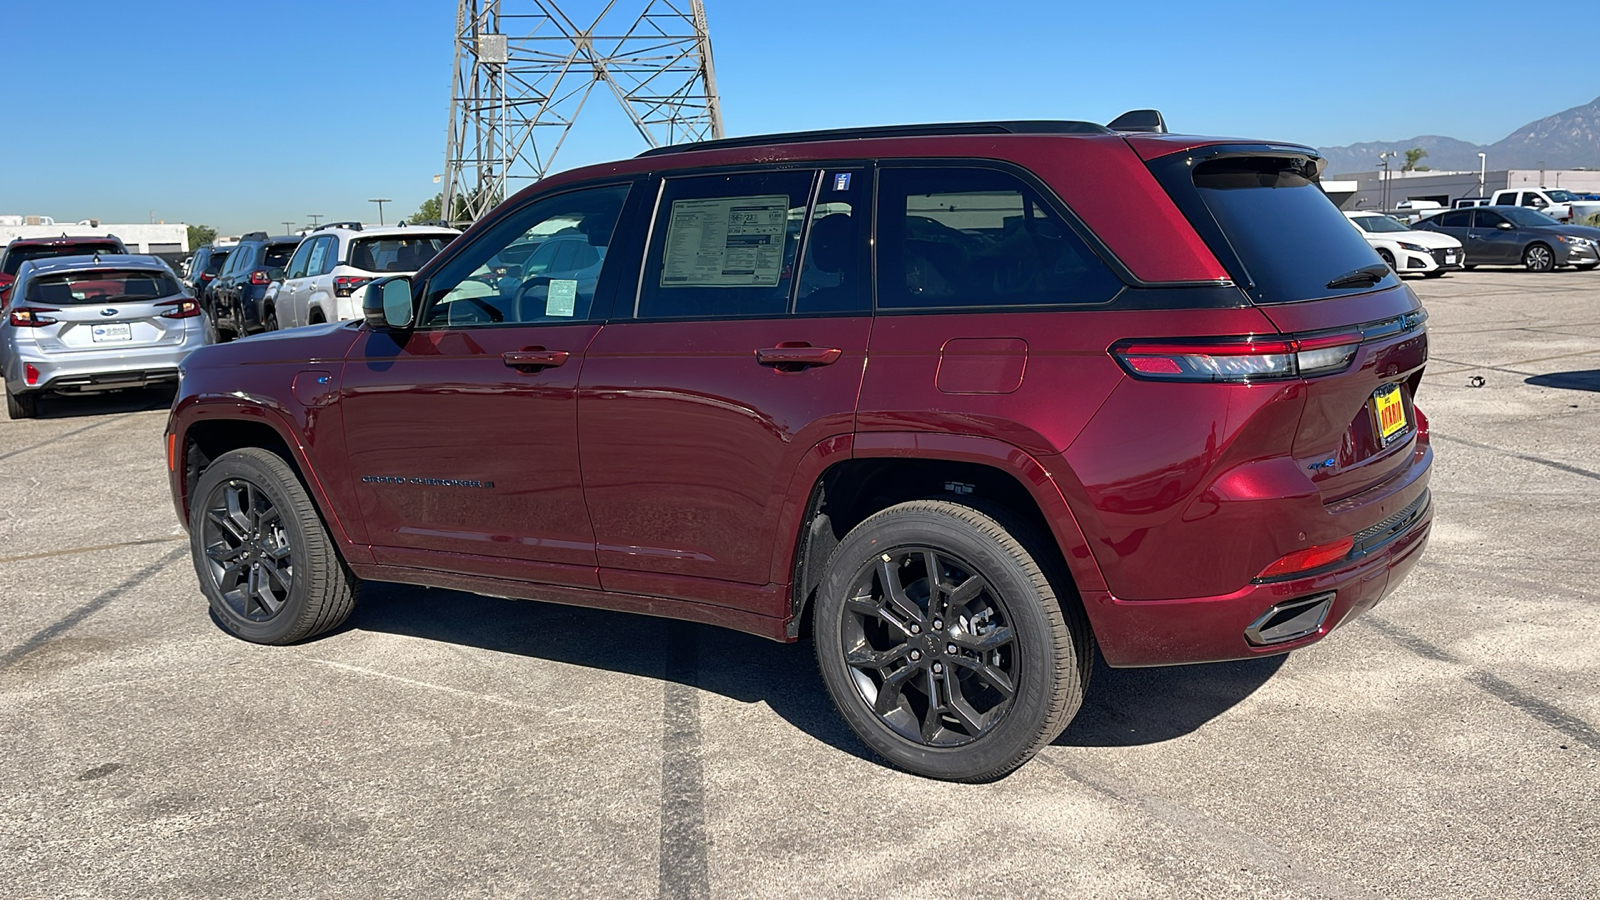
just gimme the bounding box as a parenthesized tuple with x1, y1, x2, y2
(833, 172, 851, 191)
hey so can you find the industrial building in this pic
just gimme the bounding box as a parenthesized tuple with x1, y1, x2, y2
(1327, 168, 1600, 212)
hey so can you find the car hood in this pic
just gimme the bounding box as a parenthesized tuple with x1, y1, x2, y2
(1386, 229, 1461, 249)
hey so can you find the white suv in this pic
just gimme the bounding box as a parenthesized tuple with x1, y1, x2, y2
(267, 223, 459, 330)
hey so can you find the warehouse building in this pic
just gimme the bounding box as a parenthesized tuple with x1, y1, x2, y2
(1327, 168, 1600, 212)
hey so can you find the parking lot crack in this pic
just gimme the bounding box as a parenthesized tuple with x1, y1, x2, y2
(0, 544, 187, 673)
(1430, 431, 1600, 482)
(659, 620, 710, 900)
(1362, 616, 1600, 753)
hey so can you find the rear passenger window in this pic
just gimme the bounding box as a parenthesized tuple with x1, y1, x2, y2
(1436, 210, 1471, 228)
(636, 170, 815, 319)
(875, 167, 1122, 310)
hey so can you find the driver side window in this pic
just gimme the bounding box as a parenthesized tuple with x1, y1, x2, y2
(284, 240, 313, 279)
(419, 184, 631, 328)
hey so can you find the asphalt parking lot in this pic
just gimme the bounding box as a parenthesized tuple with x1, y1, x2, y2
(2, 269, 1597, 899)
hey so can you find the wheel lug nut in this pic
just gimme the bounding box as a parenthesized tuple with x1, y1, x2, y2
(932, 662, 943, 674)
(910, 624, 920, 634)
(932, 619, 942, 629)
(909, 650, 921, 661)
(947, 644, 958, 655)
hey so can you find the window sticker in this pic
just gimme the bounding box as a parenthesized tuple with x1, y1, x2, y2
(833, 172, 852, 191)
(546, 279, 578, 317)
(660, 194, 788, 288)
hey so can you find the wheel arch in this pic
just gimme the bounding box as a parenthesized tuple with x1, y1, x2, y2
(174, 399, 360, 552)
(779, 432, 1106, 639)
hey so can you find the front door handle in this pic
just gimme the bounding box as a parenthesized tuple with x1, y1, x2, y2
(755, 345, 842, 369)
(503, 348, 570, 371)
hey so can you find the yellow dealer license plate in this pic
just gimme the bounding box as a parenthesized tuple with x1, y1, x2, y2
(1372, 383, 1407, 445)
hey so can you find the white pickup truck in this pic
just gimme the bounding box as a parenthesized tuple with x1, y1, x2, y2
(1489, 188, 1600, 223)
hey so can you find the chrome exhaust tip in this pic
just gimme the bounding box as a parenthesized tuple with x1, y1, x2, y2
(1245, 592, 1335, 646)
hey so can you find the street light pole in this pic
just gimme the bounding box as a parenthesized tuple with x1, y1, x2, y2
(1478, 152, 1487, 200)
(282, 221, 295, 235)
(308, 214, 323, 228)
(369, 199, 391, 226)
(1378, 152, 1393, 211)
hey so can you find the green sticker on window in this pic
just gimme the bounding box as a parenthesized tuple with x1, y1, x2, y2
(547, 279, 578, 317)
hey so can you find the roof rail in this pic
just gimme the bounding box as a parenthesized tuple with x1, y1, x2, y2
(240, 231, 269, 241)
(314, 221, 363, 232)
(636, 120, 1112, 158)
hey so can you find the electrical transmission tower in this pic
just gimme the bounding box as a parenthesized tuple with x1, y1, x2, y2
(441, 0, 725, 224)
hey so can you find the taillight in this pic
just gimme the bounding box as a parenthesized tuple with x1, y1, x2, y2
(200, 272, 215, 282)
(333, 276, 369, 298)
(1111, 332, 1362, 383)
(9, 306, 59, 327)
(157, 298, 202, 319)
(1257, 535, 1355, 580)
(25, 363, 41, 385)
(250, 270, 272, 286)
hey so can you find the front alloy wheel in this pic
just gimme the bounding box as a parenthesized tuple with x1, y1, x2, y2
(1523, 243, 1554, 272)
(201, 478, 294, 621)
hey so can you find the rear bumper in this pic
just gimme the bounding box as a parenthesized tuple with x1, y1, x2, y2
(4, 332, 204, 395)
(1086, 442, 1434, 668)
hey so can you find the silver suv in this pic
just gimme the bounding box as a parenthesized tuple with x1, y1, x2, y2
(3, 254, 207, 418)
(267, 223, 458, 329)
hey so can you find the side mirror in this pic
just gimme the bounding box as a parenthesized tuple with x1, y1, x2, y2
(1497, 221, 1514, 230)
(364, 276, 415, 331)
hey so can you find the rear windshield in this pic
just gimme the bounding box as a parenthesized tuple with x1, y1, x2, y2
(26, 269, 180, 304)
(1185, 155, 1396, 303)
(264, 243, 298, 268)
(4, 243, 124, 275)
(202, 250, 231, 275)
(347, 236, 450, 273)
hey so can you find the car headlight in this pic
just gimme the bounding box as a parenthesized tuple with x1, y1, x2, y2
(1398, 242, 1427, 252)
(1556, 235, 1592, 247)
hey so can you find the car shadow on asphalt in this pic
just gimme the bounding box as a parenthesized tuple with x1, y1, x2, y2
(347, 581, 1284, 758)
(1525, 370, 1600, 392)
(28, 386, 176, 418)
(1055, 653, 1285, 747)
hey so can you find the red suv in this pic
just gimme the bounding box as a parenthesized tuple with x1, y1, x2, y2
(1, 234, 129, 308)
(167, 115, 1432, 780)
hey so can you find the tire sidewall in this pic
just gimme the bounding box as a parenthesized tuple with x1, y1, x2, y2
(189, 451, 317, 644)
(1524, 243, 1554, 272)
(814, 503, 1070, 780)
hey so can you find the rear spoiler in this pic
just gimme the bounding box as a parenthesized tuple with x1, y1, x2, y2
(1107, 109, 1168, 134)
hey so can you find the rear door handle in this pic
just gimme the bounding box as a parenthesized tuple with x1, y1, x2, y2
(502, 349, 570, 371)
(755, 345, 842, 368)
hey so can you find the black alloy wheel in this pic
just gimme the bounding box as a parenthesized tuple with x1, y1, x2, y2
(1523, 243, 1555, 273)
(815, 500, 1090, 781)
(263, 309, 279, 332)
(190, 448, 357, 644)
(840, 545, 1021, 747)
(1377, 248, 1397, 271)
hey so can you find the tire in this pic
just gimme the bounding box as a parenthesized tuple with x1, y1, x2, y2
(1377, 249, 1397, 271)
(189, 448, 358, 645)
(1423, 270, 1447, 278)
(206, 306, 233, 344)
(6, 386, 38, 419)
(308, 309, 326, 325)
(1462, 264, 1477, 271)
(813, 500, 1090, 781)
(1523, 243, 1555, 273)
(263, 308, 279, 332)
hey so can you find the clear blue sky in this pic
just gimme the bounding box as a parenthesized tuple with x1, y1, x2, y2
(6, 0, 1593, 234)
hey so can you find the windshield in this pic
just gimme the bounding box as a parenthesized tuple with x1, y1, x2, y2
(1354, 215, 1412, 234)
(4, 243, 124, 275)
(26, 269, 180, 304)
(1181, 155, 1395, 303)
(347, 236, 451, 273)
(1499, 207, 1562, 227)
(1544, 190, 1579, 202)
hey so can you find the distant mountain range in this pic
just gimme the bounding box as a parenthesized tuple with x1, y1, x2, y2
(1318, 95, 1600, 175)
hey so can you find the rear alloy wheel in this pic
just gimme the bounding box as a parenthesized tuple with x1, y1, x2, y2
(814, 500, 1090, 781)
(191, 448, 357, 644)
(6, 386, 38, 419)
(263, 309, 279, 332)
(1377, 248, 1397, 271)
(1523, 243, 1555, 273)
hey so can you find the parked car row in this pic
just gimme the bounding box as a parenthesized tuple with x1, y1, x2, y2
(1345, 205, 1600, 274)
(192, 222, 460, 342)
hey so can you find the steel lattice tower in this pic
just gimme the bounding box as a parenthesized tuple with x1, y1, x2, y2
(441, 0, 724, 224)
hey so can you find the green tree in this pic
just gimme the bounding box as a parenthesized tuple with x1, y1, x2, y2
(1402, 148, 1430, 172)
(408, 194, 442, 224)
(186, 224, 217, 250)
